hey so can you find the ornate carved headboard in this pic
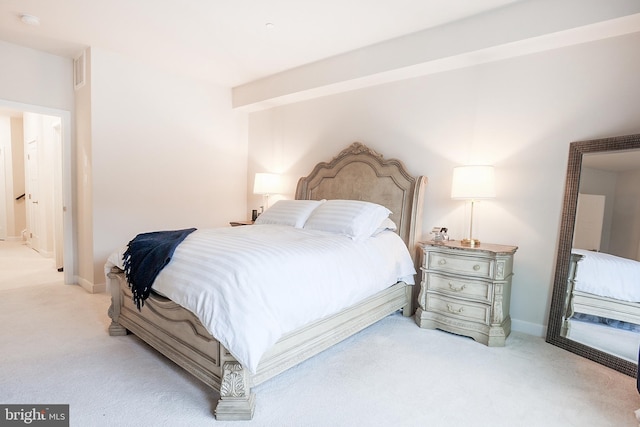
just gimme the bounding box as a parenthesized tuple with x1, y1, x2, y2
(295, 142, 427, 260)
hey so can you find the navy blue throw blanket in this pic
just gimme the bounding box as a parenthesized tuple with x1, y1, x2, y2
(123, 228, 196, 310)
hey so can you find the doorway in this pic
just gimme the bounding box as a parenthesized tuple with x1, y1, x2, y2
(0, 100, 73, 284)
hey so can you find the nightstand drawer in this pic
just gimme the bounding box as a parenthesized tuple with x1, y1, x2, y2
(426, 252, 492, 279)
(425, 272, 492, 303)
(426, 294, 490, 325)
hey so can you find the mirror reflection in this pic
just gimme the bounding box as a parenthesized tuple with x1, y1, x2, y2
(561, 148, 640, 364)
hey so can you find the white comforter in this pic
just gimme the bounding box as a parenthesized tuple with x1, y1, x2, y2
(106, 225, 416, 373)
(572, 248, 640, 302)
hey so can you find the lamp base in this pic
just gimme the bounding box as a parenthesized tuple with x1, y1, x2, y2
(461, 238, 481, 247)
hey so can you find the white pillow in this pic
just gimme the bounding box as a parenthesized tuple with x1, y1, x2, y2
(303, 199, 392, 240)
(371, 217, 398, 237)
(254, 199, 324, 228)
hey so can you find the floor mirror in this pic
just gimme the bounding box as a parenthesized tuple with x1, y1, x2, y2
(546, 133, 640, 377)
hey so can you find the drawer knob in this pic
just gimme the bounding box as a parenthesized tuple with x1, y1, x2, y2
(438, 259, 447, 265)
(448, 282, 466, 292)
(473, 264, 480, 271)
(446, 304, 464, 314)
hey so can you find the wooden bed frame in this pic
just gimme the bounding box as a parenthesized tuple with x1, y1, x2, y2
(562, 252, 640, 336)
(107, 142, 426, 420)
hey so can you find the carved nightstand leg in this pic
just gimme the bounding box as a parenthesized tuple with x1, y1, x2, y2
(215, 362, 256, 420)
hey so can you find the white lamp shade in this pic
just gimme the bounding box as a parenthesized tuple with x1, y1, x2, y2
(451, 166, 496, 200)
(253, 172, 283, 195)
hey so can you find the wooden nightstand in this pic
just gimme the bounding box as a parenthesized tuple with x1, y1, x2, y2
(415, 240, 518, 346)
(229, 221, 254, 227)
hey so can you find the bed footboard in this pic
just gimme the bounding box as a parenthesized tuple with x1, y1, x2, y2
(108, 269, 227, 387)
(108, 268, 257, 419)
(107, 267, 409, 420)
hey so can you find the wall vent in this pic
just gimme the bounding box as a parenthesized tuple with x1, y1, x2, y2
(74, 51, 86, 90)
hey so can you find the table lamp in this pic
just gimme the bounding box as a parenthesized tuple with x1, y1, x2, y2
(451, 165, 496, 247)
(253, 172, 283, 211)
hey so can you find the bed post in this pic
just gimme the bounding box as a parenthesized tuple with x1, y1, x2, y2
(403, 175, 427, 317)
(561, 252, 583, 336)
(215, 362, 256, 420)
(107, 268, 128, 336)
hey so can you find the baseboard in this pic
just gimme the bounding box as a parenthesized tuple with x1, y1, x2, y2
(4, 236, 24, 242)
(76, 276, 106, 294)
(40, 249, 54, 258)
(511, 318, 546, 337)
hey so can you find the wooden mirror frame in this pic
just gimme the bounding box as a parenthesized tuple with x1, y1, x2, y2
(546, 133, 640, 377)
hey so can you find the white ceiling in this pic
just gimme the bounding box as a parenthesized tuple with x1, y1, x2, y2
(0, 0, 523, 88)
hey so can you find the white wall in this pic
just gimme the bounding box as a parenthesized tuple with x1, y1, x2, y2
(0, 116, 9, 239)
(10, 117, 25, 239)
(0, 41, 74, 111)
(579, 167, 618, 253)
(610, 170, 640, 260)
(0, 116, 26, 242)
(247, 31, 640, 334)
(87, 48, 248, 285)
(74, 48, 94, 290)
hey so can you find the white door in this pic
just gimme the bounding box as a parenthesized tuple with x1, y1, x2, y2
(573, 193, 605, 251)
(25, 138, 41, 251)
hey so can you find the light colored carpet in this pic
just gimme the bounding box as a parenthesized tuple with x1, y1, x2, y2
(1, 241, 639, 426)
(0, 241, 62, 291)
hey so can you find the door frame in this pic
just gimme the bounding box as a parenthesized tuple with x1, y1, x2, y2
(0, 137, 6, 240)
(0, 99, 74, 285)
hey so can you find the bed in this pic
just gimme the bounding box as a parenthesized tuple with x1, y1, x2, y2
(562, 249, 640, 360)
(106, 142, 426, 420)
